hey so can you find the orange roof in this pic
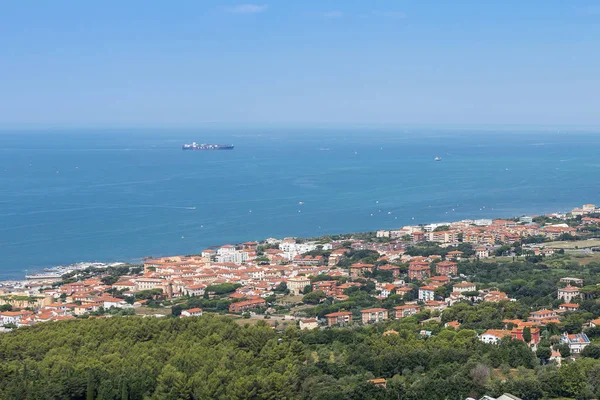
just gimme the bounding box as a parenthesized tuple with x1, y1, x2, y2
(446, 321, 461, 328)
(325, 311, 352, 317)
(454, 282, 476, 288)
(394, 305, 419, 310)
(482, 329, 512, 338)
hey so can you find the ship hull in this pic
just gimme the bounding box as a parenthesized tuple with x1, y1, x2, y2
(182, 144, 234, 150)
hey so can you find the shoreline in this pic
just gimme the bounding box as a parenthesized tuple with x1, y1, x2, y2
(3, 201, 595, 284)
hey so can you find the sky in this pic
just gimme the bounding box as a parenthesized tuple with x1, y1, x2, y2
(1, 0, 599, 128)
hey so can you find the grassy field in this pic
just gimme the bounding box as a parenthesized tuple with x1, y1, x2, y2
(134, 306, 171, 316)
(571, 253, 600, 265)
(544, 239, 600, 249)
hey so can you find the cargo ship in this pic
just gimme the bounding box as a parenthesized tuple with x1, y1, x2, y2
(182, 142, 234, 150)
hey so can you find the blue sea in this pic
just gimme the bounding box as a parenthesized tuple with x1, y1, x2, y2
(0, 128, 598, 279)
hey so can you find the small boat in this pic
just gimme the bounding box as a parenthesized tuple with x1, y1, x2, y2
(434, 156, 442, 161)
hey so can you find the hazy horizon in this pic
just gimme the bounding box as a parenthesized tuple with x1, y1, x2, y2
(2, 1, 600, 128)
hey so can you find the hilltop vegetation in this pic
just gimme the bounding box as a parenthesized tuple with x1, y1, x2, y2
(2, 315, 600, 399)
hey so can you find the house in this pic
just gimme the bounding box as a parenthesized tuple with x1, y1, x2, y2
(181, 307, 203, 317)
(511, 326, 541, 345)
(435, 261, 457, 276)
(475, 248, 490, 258)
(73, 303, 100, 315)
(481, 394, 523, 400)
(378, 264, 401, 277)
(312, 281, 338, 296)
(201, 249, 216, 258)
(559, 303, 580, 312)
(325, 311, 353, 326)
(349, 263, 375, 278)
(299, 318, 319, 330)
(182, 284, 206, 297)
(287, 276, 311, 296)
(418, 286, 436, 302)
(423, 300, 447, 312)
(480, 329, 512, 344)
(446, 250, 464, 260)
(589, 318, 600, 328)
(293, 255, 324, 266)
(394, 305, 419, 319)
(560, 277, 584, 286)
(379, 283, 396, 298)
(529, 309, 559, 326)
(558, 285, 580, 303)
(134, 277, 165, 291)
(561, 332, 590, 354)
(0, 311, 33, 326)
(550, 350, 562, 366)
(445, 320, 461, 329)
(361, 308, 388, 324)
(408, 263, 431, 281)
(368, 378, 387, 388)
(99, 296, 129, 309)
(228, 298, 266, 313)
(112, 281, 136, 291)
(453, 282, 476, 293)
(429, 275, 450, 287)
(482, 290, 511, 302)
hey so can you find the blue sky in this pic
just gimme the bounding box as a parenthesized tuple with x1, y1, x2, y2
(1, 1, 599, 128)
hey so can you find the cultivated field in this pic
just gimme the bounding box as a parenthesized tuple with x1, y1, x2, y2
(544, 239, 600, 249)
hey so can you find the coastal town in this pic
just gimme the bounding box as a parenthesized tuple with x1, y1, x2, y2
(2, 203, 600, 362)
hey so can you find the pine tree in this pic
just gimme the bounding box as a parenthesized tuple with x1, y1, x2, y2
(86, 370, 95, 400)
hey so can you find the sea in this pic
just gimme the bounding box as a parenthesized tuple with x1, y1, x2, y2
(0, 128, 598, 280)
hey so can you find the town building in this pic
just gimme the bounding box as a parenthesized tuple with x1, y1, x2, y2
(453, 282, 476, 293)
(287, 276, 311, 296)
(299, 318, 319, 330)
(408, 263, 431, 281)
(561, 332, 590, 354)
(349, 263, 375, 278)
(181, 307, 203, 317)
(360, 308, 388, 324)
(394, 305, 419, 319)
(435, 261, 457, 276)
(228, 298, 266, 313)
(325, 311, 353, 326)
(558, 285, 580, 303)
(418, 286, 436, 302)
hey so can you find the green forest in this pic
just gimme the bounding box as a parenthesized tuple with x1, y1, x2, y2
(2, 315, 600, 400)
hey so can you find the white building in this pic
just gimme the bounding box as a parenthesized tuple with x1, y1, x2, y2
(0, 311, 30, 326)
(181, 308, 203, 317)
(473, 219, 493, 226)
(279, 240, 331, 260)
(287, 276, 311, 296)
(299, 318, 319, 330)
(134, 278, 165, 291)
(561, 332, 590, 354)
(217, 250, 249, 264)
(453, 282, 477, 293)
(480, 330, 511, 344)
(558, 285, 580, 303)
(418, 286, 436, 302)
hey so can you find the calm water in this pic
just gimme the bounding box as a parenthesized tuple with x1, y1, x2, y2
(0, 128, 598, 279)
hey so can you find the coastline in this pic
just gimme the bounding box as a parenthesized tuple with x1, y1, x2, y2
(4, 201, 595, 284)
